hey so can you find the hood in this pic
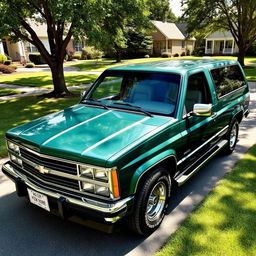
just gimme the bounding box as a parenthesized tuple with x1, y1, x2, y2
(7, 104, 171, 165)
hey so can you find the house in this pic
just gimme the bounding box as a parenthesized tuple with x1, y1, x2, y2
(205, 31, 238, 55)
(151, 20, 196, 56)
(0, 22, 84, 63)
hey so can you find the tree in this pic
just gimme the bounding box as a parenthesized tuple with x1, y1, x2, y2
(181, 0, 256, 66)
(0, 0, 105, 97)
(89, 0, 150, 63)
(147, 0, 177, 22)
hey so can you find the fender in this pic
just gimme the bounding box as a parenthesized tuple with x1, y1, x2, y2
(129, 149, 177, 194)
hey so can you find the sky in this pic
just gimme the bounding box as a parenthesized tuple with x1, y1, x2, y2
(169, 0, 184, 17)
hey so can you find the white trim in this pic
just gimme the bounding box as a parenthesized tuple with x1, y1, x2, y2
(177, 125, 229, 165)
(42, 110, 112, 145)
(81, 117, 150, 155)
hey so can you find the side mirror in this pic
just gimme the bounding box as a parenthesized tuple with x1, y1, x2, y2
(192, 103, 212, 117)
(80, 91, 86, 99)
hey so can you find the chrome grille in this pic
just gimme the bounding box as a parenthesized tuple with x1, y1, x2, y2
(20, 148, 77, 175)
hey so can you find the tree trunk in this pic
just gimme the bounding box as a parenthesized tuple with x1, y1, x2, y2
(115, 50, 122, 63)
(47, 62, 71, 97)
(237, 47, 246, 67)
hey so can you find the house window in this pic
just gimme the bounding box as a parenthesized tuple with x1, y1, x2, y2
(226, 40, 233, 48)
(73, 41, 85, 52)
(207, 41, 212, 49)
(182, 40, 185, 48)
(27, 42, 38, 53)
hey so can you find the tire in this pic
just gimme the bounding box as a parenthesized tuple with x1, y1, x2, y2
(222, 119, 239, 154)
(128, 167, 171, 235)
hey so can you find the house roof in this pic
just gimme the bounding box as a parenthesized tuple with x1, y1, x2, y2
(206, 31, 234, 39)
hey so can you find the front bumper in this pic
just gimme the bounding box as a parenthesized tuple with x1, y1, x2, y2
(2, 162, 134, 223)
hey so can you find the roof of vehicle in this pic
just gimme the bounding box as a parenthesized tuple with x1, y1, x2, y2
(107, 58, 239, 75)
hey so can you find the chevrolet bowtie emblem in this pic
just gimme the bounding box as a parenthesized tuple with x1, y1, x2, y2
(34, 165, 49, 174)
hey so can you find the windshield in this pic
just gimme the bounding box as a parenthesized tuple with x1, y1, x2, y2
(83, 71, 181, 116)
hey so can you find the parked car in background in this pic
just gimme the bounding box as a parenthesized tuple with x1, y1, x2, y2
(2, 59, 250, 235)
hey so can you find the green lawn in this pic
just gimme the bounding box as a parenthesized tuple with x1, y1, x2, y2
(0, 88, 21, 96)
(0, 73, 98, 88)
(156, 145, 256, 256)
(0, 96, 79, 157)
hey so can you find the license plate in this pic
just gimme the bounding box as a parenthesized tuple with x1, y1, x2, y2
(27, 188, 50, 212)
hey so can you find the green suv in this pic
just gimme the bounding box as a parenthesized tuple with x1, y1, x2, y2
(2, 59, 250, 235)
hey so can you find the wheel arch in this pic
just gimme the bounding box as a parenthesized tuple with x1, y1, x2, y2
(129, 151, 177, 195)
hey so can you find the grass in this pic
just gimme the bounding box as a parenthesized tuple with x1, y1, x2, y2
(0, 95, 79, 157)
(0, 88, 21, 96)
(0, 72, 98, 88)
(155, 145, 256, 256)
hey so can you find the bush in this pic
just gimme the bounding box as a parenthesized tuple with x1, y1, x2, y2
(81, 46, 103, 60)
(29, 53, 46, 64)
(186, 49, 191, 56)
(4, 60, 12, 65)
(180, 52, 186, 57)
(25, 62, 35, 68)
(173, 53, 179, 57)
(0, 64, 16, 73)
(9, 64, 18, 70)
(161, 52, 172, 58)
(144, 54, 150, 58)
(0, 54, 7, 64)
(72, 54, 81, 60)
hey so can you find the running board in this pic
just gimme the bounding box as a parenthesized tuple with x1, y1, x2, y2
(175, 140, 228, 185)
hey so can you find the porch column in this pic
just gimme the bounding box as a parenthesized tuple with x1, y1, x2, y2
(231, 39, 235, 55)
(223, 40, 226, 54)
(205, 39, 208, 54)
(166, 38, 168, 52)
(212, 40, 214, 54)
(0, 41, 4, 54)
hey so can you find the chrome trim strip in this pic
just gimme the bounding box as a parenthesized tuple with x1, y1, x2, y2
(176, 140, 228, 185)
(81, 116, 150, 154)
(42, 110, 113, 145)
(177, 125, 229, 166)
(2, 163, 133, 214)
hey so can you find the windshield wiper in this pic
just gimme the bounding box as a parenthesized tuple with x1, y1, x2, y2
(113, 102, 153, 117)
(83, 98, 109, 110)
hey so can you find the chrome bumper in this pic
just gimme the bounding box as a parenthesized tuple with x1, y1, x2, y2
(2, 162, 133, 222)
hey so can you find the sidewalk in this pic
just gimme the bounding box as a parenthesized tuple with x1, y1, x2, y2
(0, 83, 91, 101)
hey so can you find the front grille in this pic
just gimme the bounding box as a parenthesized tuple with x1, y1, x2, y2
(20, 148, 77, 175)
(19, 147, 80, 195)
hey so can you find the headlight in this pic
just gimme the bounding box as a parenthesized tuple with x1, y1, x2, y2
(9, 153, 22, 166)
(7, 141, 20, 154)
(79, 165, 119, 199)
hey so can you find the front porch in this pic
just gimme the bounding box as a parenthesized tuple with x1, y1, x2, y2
(205, 39, 238, 55)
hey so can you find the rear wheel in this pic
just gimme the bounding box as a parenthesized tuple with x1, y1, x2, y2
(223, 119, 239, 154)
(128, 167, 171, 235)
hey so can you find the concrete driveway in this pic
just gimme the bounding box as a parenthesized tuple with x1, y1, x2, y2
(0, 84, 255, 256)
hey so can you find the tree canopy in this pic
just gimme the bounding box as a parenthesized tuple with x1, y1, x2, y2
(147, 0, 177, 22)
(181, 0, 256, 66)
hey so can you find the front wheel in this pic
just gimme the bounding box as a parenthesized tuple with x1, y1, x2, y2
(128, 167, 171, 235)
(223, 119, 239, 154)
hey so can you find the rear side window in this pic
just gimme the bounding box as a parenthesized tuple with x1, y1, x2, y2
(210, 65, 246, 98)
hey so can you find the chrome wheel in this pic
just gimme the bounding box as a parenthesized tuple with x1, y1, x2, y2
(230, 123, 238, 148)
(146, 181, 167, 223)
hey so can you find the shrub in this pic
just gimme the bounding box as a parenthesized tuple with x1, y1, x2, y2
(29, 53, 46, 64)
(180, 51, 186, 57)
(144, 54, 150, 58)
(173, 53, 179, 57)
(0, 54, 7, 64)
(72, 53, 81, 60)
(0, 64, 16, 73)
(25, 62, 35, 68)
(4, 60, 12, 65)
(9, 64, 18, 70)
(81, 46, 103, 60)
(186, 49, 191, 56)
(161, 52, 172, 58)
